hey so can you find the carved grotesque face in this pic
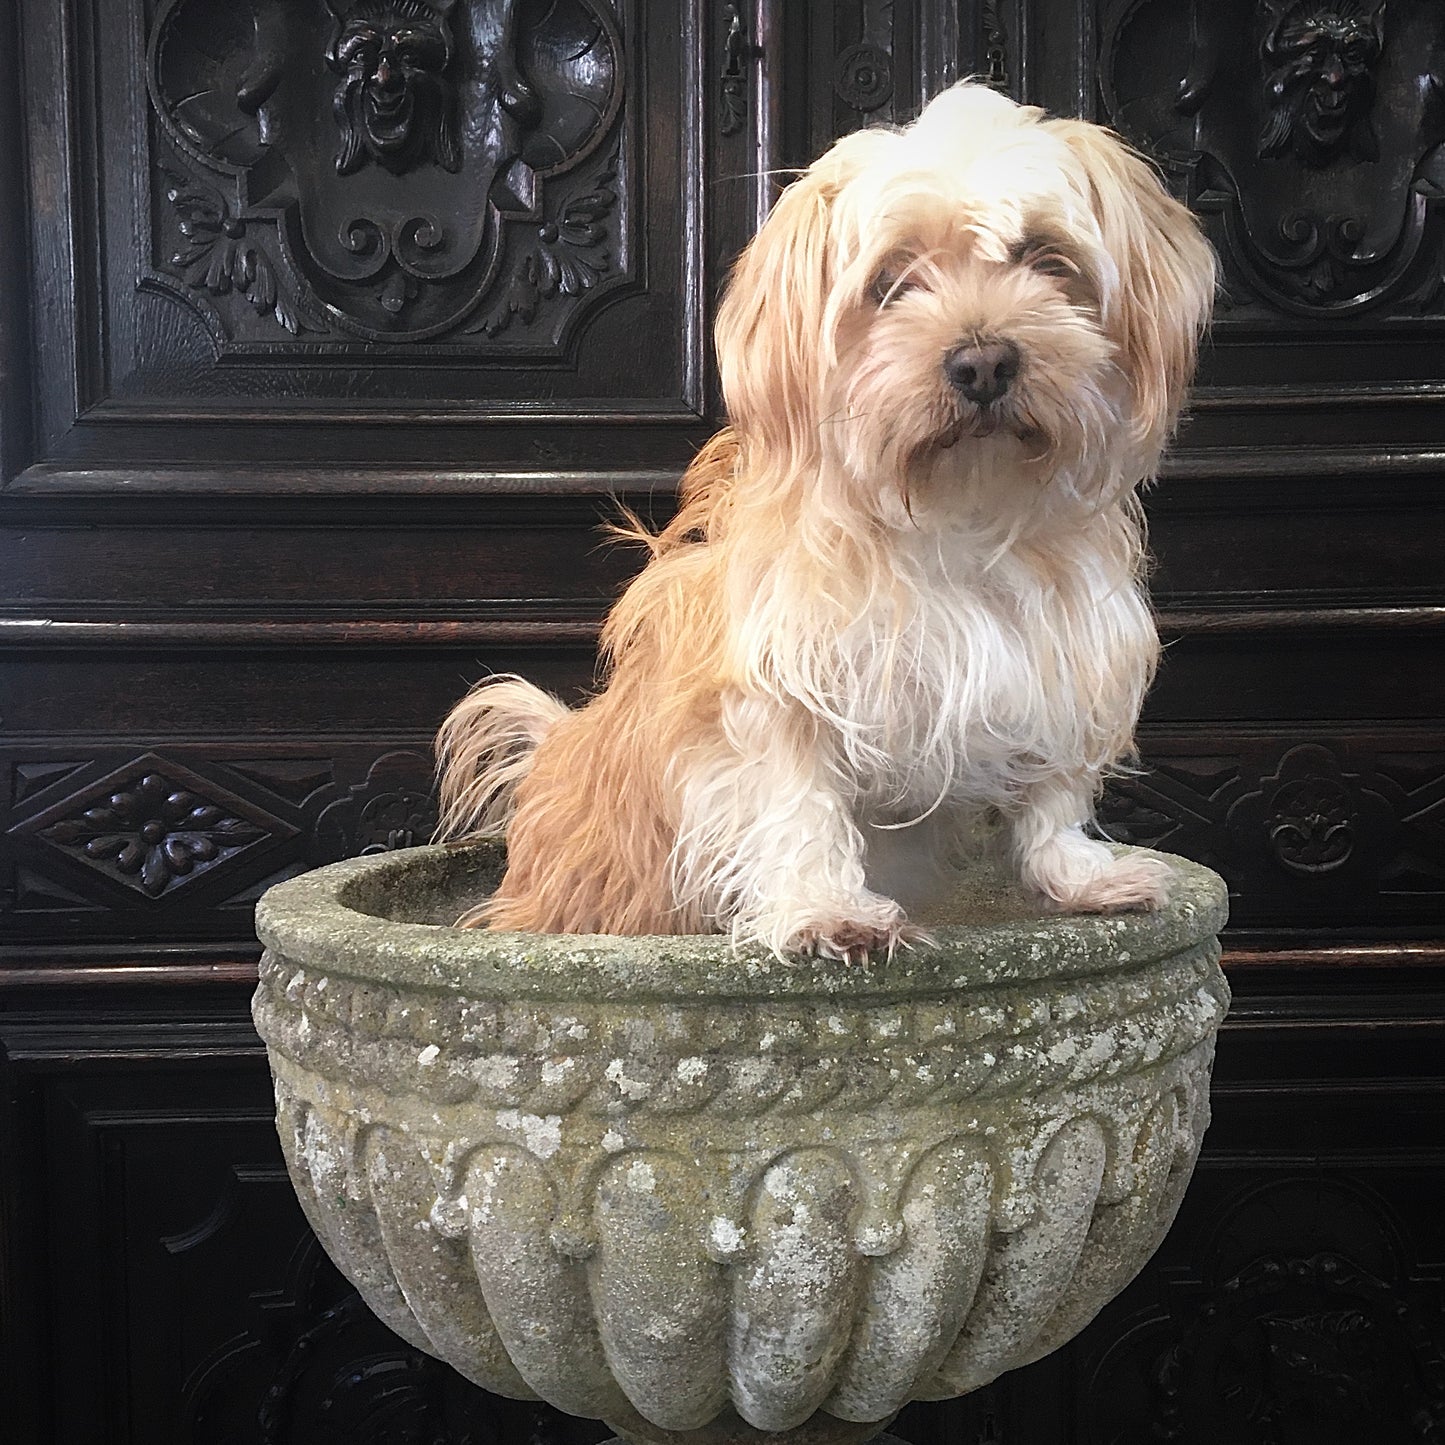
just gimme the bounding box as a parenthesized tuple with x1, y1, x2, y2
(328, 0, 460, 175)
(1260, 2, 1384, 163)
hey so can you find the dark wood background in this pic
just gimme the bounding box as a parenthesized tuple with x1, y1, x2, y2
(2, 1, 1443, 1440)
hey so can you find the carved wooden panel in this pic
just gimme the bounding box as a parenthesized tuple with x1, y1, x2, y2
(1079, 1172, 1445, 1443)
(799, 0, 922, 159)
(9, 978, 1442, 1444)
(1099, 0, 1445, 327)
(14, 0, 767, 484)
(3, 2, 1445, 1440)
(8, 724, 1438, 944)
(1107, 731, 1445, 932)
(1, 744, 440, 943)
(14, 754, 293, 904)
(147, 0, 624, 348)
(24, 1067, 617, 1443)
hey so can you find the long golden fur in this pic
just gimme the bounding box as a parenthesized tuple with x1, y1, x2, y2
(436, 84, 1215, 958)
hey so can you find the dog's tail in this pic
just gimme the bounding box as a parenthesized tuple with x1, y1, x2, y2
(434, 675, 570, 841)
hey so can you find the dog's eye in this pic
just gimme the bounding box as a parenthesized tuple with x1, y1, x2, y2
(1030, 252, 1076, 279)
(1010, 236, 1078, 280)
(870, 270, 920, 305)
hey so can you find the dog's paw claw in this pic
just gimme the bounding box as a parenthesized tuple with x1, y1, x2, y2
(793, 915, 930, 963)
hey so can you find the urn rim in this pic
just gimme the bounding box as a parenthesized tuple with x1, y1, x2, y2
(255, 841, 1227, 1002)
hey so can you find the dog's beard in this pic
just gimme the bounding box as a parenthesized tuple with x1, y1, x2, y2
(826, 286, 1127, 532)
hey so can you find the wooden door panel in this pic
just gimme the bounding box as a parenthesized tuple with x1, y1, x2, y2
(18, 0, 738, 482)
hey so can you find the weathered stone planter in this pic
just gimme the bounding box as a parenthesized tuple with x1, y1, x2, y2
(253, 842, 1228, 1444)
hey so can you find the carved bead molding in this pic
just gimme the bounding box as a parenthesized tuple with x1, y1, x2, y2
(1099, 0, 1445, 319)
(144, 0, 623, 345)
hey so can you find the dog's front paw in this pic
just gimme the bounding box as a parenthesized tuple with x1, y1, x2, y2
(789, 899, 930, 964)
(1058, 852, 1172, 913)
(1024, 834, 1172, 914)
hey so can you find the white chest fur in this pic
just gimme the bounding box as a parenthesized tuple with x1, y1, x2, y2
(824, 521, 1156, 819)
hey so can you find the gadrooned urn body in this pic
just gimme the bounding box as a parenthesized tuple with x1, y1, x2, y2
(252, 843, 1229, 1444)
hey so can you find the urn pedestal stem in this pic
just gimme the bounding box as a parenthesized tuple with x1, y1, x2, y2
(601, 1433, 908, 1444)
(601, 1408, 903, 1443)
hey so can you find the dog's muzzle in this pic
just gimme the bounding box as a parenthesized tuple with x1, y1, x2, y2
(943, 339, 1020, 406)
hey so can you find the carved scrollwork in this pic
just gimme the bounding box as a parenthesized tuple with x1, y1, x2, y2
(1226, 743, 1391, 881)
(144, 0, 624, 344)
(1265, 775, 1356, 874)
(1100, 0, 1445, 319)
(161, 170, 321, 334)
(309, 751, 439, 864)
(474, 156, 618, 334)
(1101, 738, 1445, 929)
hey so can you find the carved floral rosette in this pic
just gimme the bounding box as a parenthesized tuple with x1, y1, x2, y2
(252, 843, 1229, 1442)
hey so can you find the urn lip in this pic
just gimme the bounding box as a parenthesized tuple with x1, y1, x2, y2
(256, 841, 1227, 1001)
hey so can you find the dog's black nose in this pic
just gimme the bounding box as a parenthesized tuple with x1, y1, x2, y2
(943, 340, 1020, 405)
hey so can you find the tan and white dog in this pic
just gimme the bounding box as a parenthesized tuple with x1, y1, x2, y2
(436, 83, 1215, 959)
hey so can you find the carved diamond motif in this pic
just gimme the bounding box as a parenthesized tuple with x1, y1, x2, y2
(11, 754, 297, 902)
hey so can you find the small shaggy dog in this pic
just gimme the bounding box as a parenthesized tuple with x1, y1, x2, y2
(436, 83, 1215, 960)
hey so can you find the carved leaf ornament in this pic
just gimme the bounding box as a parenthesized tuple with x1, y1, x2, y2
(15, 757, 284, 901)
(146, 0, 622, 341)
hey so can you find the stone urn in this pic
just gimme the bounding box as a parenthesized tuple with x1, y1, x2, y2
(252, 841, 1228, 1444)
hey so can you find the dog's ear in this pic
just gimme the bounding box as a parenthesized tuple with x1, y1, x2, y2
(1048, 121, 1216, 460)
(714, 167, 837, 469)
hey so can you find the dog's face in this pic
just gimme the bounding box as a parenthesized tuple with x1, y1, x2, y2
(716, 86, 1215, 527)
